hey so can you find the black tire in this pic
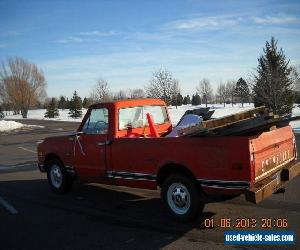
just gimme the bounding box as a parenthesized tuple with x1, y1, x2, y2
(161, 174, 204, 222)
(46, 158, 73, 194)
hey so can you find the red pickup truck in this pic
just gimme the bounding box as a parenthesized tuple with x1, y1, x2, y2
(37, 98, 300, 221)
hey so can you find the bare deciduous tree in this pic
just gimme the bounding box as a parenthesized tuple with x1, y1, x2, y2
(90, 78, 112, 102)
(114, 89, 128, 100)
(146, 68, 180, 105)
(197, 78, 213, 107)
(129, 88, 145, 99)
(217, 83, 228, 107)
(114, 88, 146, 100)
(170, 79, 181, 108)
(226, 80, 236, 106)
(0, 57, 47, 118)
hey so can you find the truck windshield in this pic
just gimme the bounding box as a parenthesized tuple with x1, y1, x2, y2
(119, 105, 168, 130)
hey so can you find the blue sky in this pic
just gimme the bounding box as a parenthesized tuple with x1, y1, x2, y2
(0, 0, 300, 98)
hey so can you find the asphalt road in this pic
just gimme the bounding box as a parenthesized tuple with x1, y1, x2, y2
(0, 119, 300, 250)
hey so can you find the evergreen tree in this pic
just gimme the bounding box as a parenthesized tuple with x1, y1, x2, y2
(83, 97, 88, 108)
(191, 95, 195, 105)
(82, 97, 92, 108)
(183, 96, 188, 105)
(0, 105, 4, 118)
(235, 77, 249, 107)
(196, 93, 201, 105)
(44, 98, 59, 118)
(171, 93, 183, 107)
(176, 93, 183, 106)
(171, 96, 177, 107)
(186, 95, 191, 104)
(253, 37, 294, 115)
(65, 98, 70, 109)
(69, 91, 83, 118)
(58, 96, 67, 110)
(191, 93, 201, 105)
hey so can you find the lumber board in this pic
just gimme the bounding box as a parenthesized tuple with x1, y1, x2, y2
(186, 116, 284, 137)
(179, 106, 267, 136)
(214, 116, 283, 136)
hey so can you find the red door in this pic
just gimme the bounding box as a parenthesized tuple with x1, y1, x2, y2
(74, 108, 109, 181)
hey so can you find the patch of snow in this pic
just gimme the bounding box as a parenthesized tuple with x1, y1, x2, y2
(0, 120, 24, 132)
(0, 120, 44, 132)
(290, 105, 300, 130)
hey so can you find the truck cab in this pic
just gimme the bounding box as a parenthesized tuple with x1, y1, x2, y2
(69, 99, 172, 181)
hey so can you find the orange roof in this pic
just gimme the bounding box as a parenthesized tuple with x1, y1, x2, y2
(91, 98, 166, 109)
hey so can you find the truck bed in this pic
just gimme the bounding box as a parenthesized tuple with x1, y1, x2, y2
(109, 126, 296, 198)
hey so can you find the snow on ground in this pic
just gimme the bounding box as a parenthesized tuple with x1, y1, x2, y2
(0, 120, 44, 132)
(4, 109, 88, 122)
(2, 103, 300, 130)
(168, 103, 254, 125)
(0, 120, 23, 132)
(4, 105, 255, 125)
(290, 105, 300, 132)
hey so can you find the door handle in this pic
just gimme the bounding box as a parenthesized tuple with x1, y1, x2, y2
(97, 140, 112, 146)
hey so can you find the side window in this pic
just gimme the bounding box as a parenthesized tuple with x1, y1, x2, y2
(82, 108, 108, 134)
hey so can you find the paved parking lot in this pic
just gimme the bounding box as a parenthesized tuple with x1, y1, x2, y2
(0, 120, 299, 249)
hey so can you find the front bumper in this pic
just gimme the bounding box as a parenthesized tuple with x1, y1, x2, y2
(246, 160, 300, 203)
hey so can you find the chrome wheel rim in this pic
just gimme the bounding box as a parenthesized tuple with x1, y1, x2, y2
(50, 164, 62, 188)
(167, 182, 191, 215)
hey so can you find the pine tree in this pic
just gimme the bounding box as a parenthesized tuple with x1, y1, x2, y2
(253, 37, 294, 115)
(58, 96, 67, 110)
(83, 97, 88, 108)
(186, 95, 191, 104)
(65, 98, 70, 109)
(191, 95, 195, 105)
(235, 78, 249, 107)
(191, 93, 201, 105)
(171, 93, 183, 107)
(69, 91, 83, 118)
(82, 97, 92, 108)
(183, 95, 191, 105)
(44, 98, 59, 118)
(195, 93, 201, 105)
(0, 105, 4, 118)
(177, 93, 183, 106)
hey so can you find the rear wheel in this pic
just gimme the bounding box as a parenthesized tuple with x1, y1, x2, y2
(47, 158, 73, 194)
(161, 174, 204, 222)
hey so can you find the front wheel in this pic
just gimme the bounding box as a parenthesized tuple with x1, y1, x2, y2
(47, 158, 73, 194)
(161, 174, 204, 222)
